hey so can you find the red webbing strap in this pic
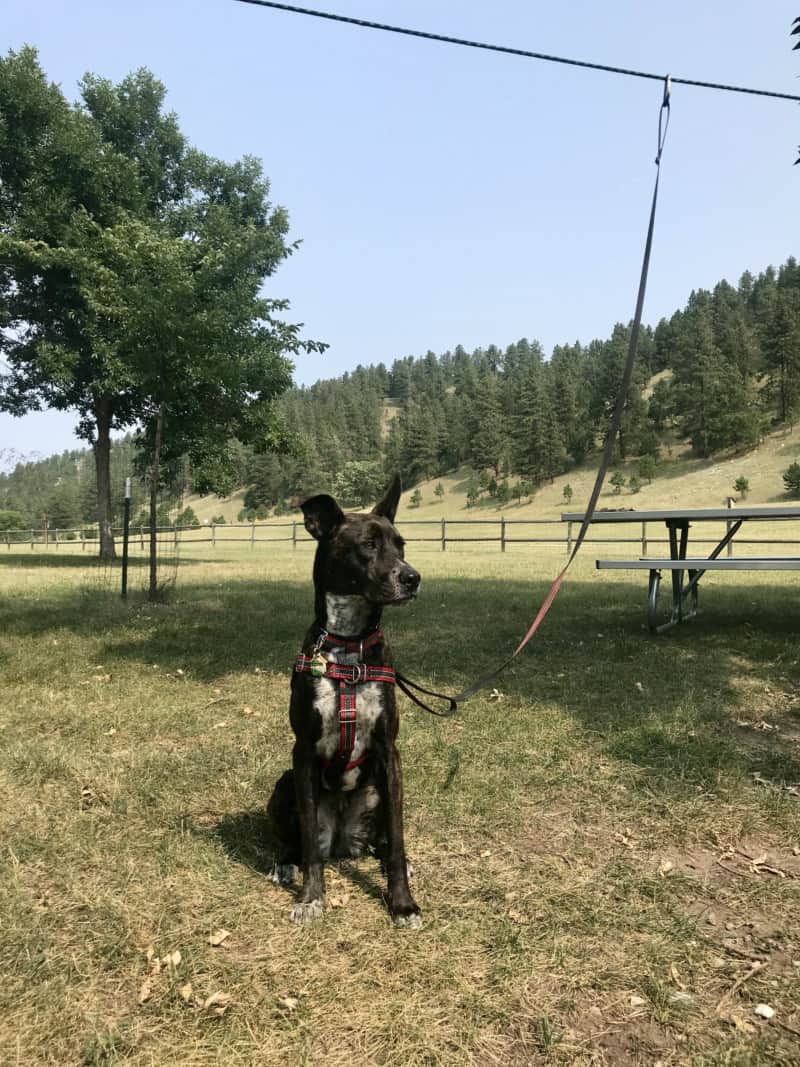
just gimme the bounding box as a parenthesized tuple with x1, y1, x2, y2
(451, 81, 671, 706)
(295, 656, 397, 763)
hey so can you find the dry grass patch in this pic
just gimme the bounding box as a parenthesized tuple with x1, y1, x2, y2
(1, 546, 799, 1064)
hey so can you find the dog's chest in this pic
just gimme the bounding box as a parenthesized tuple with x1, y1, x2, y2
(312, 651, 385, 789)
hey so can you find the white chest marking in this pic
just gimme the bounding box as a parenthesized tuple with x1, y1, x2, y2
(313, 671, 384, 791)
(324, 594, 374, 636)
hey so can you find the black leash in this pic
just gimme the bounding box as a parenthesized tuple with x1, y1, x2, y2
(398, 77, 671, 716)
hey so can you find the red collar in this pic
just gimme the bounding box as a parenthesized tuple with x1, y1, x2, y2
(313, 627, 384, 655)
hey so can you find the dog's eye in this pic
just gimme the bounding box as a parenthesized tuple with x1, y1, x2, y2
(364, 539, 378, 551)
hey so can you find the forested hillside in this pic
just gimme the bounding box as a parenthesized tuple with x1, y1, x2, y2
(2, 257, 799, 528)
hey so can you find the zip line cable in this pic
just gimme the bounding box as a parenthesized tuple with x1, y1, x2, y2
(233, 0, 800, 104)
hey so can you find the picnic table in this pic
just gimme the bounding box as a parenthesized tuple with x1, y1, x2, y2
(560, 505, 800, 632)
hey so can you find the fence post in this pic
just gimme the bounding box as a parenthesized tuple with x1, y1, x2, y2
(727, 496, 734, 557)
(500, 517, 506, 552)
(441, 517, 446, 552)
(641, 521, 648, 556)
(211, 522, 216, 548)
(292, 521, 297, 550)
(174, 523, 178, 547)
(54, 528, 58, 549)
(31, 529, 34, 550)
(566, 521, 573, 556)
(140, 525, 144, 550)
(251, 520, 256, 549)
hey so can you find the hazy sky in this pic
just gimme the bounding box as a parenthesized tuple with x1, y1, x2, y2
(1, 0, 798, 463)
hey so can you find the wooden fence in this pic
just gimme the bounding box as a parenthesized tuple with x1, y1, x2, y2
(4, 518, 800, 553)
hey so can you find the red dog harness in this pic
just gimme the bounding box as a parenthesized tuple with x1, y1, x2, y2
(294, 629, 396, 772)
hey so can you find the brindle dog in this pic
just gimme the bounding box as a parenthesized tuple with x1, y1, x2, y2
(268, 475, 422, 927)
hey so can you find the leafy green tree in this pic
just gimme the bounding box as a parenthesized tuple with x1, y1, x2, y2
(332, 460, 386, 508)
(466, 478, 479, 508)
(434, 482, 445, 501)
(628, 475, 642, 494)
(733, 476, 750, 499)
(496, 480, 511, 506)
(0, 509, 24, 531)
(783, 461, 800, 498)
(562, 484, 573, 504)
(212, 515, 226, 525)
(409, 488, 422, 508)
(0, 49, 321, 563)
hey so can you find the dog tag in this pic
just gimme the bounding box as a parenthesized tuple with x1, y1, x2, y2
(309, 652, 327, 678)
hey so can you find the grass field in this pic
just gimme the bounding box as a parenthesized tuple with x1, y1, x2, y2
(1, 542, 800, 1065)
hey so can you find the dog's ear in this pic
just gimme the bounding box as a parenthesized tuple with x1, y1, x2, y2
(372, 474, 402, 524)
(301, 494, 345, 541)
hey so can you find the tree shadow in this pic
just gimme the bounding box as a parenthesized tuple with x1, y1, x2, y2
(3, 561, 800, 794)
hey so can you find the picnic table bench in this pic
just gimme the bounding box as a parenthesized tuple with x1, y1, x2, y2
(561, 506, 800, 632)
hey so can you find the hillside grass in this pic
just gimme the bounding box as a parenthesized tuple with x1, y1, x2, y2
(182, 423, 800, 525)
(1, 542, 799, 1065)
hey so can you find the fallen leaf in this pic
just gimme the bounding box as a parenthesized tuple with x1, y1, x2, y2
(629, 995, 646, 1008)
(179, 982, 194, 1003)
(213, 721, 228, 729)
(209, 928, 231, 947)
(203, 991, 232, 1015)
(328, 894, 350, 909)
(658, 859, 674, 877)
(754, 1003, 775, 1020)
(670, 963, 687, 990)
(138, 977, 153, 1004)
(242, 706, 255, 716)
(729, 1012, 756, 1034)
(278, 996, 299, 1012)
(161, 949, 181, 969)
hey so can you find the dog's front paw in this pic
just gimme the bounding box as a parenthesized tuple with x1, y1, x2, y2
(290, 898, 325, 925)
(392, 909, 423, 930)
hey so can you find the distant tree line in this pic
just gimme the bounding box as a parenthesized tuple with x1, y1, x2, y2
(3, 257, 799, 522)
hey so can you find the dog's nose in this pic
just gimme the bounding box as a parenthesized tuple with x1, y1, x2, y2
(399, 565, 420, 592)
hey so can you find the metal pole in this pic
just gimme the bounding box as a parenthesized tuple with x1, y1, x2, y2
(121, 477, 131, 599)
(727, 496, 734, 557)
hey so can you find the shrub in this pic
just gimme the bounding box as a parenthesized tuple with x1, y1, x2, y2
(733, 476, 749, 499)
(0, 509, 25, 532)
(628, 475, 642, 494)
(176, 506, 200, 527)
(637, 455, 657, 484)
(434, 482, 445, 500)
(211, 515, 226, 525)
(562, 484, 573, 504)
(783, 461, 800, 498)
(610, 471, 626, 495)
(409, 488, 422, 508)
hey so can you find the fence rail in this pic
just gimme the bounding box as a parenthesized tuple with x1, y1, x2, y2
(3, 518, 800, 554)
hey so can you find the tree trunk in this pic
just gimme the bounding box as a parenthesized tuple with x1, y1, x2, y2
(93, 396, 116, 561)
(148, 403, 165, 601)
